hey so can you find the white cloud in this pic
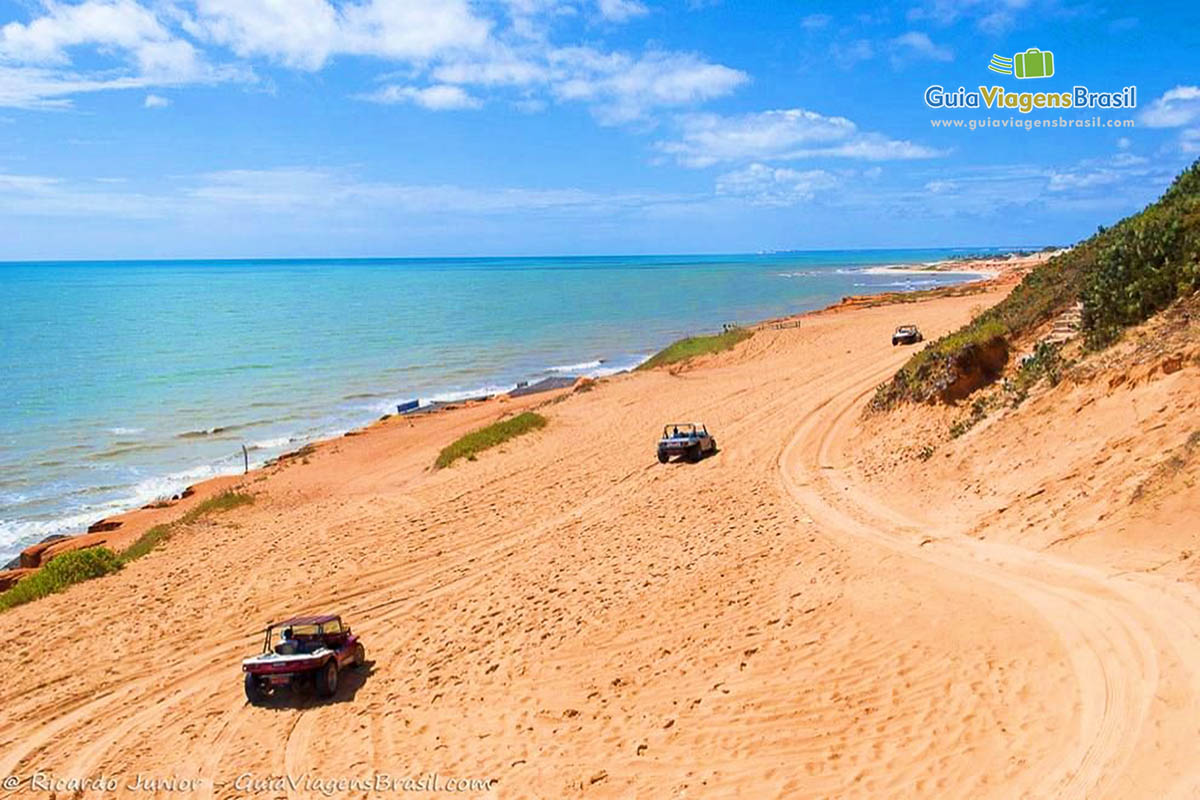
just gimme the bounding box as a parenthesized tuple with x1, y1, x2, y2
(906, 0, 1034, 34)
(657, 108, 943, 167)
(1116, 136, 1131, 150)
(919, 153, 1176, 215)
(190, 168, 701, 214)
(596, 0, 649, 22)
(429, 44, 745, 123)
(1181, 128, 1200, 155)
(0, 166, 703, 223)
(659, 109, 854, 167)
(0, 0, 744, 124)
(0, 171, 166, 217)
(0, 0, 172, 64)
(0, 1, 239, 108)
(716, 163, 839, 206)
(431, 46, 548, 87)
(1140, 86, 1200, 128)
(829, 39, 874, 67)
(0, 64, 189, 109)
(546, 47, 747, 123)
(192, 0, 491, 71)
(800, 14, 832, 30)
(143, 92, 168, 107)
(361, 83, 482, 109)
(889, 31, 953, 63)
(0, 165, 697, 221)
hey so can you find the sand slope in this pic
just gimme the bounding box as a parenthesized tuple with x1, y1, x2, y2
(0, 288, 1197, 799)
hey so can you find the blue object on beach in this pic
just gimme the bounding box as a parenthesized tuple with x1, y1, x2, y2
(396, 400, 420, 414)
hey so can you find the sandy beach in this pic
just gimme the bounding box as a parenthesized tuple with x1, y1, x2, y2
(3, 0, 1196, 795)
(0, 260, 1197, 798)
(862, 248, 1065, 279)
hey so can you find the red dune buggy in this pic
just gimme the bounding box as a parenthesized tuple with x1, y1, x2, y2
(242, 614, 365, 704)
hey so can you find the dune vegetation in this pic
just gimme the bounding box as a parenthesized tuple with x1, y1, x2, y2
(121, 490, 255, 563)
(435, 412, 548, 469)
(637, 327, 752, 371)
(874, 158, 1200, 409)
(0, 547, 123, 612)
(0, 490, 257, 613)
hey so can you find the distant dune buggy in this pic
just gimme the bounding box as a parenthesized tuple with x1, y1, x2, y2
(242, 614, 365, 704)
(657, 423, 717, 463)
(892, 324, 924, 346)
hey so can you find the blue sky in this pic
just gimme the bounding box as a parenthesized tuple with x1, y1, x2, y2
(0, 0, 1198, 259)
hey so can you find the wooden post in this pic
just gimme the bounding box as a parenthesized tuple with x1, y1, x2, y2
(242, 444, 249, 475)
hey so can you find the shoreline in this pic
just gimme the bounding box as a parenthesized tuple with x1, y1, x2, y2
(0, 252, 1041, 578)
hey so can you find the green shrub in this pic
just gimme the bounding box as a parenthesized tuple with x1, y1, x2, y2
(949, 396, 990, 438)
(875, 157, 1200, 408)
(637, 328, 752, 371)
(1082, 202, 1200, 348)
(121, 491, 254, 563)
(0, 548, 122, 612)
(120, 524, 173, 563)
(180, 490, 254, 523)
(435, 412, 547, 469)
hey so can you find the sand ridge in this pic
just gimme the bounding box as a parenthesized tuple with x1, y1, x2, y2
(0, 285, 1197, 798)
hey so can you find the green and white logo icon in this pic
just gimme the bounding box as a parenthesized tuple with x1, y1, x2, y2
(989, 48, 1055, 79)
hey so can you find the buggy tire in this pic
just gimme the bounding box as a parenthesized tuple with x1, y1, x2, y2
(688, 444, 701, 463)
(354, 642, 366, 667)
(317, 660, 339, 698)
(244, 674, 266, 705)
(657, 451, 669, 464)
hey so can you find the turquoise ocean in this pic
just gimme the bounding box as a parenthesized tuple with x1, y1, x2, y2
(0, 250, 1005, 563)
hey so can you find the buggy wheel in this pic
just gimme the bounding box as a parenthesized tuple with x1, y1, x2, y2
(244, 674, 266, 705)
(657, 451, 669, 464)
(709, 438, 717, 454)
(688, 444, 701, 463)
(354, 642, 366, 667)
(317, 660, 339, 698)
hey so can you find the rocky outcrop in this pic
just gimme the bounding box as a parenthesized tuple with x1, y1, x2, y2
(0, 568, 34, 592)
(20, 532, 113, 569)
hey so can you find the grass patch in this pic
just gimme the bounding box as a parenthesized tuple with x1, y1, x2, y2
(636, 327, 752, 371)
(179, 490, 254, 523)
(1002, 340, 1068, 408)
(120, 490, 254, 563)
(435, 412, 547, 469)
(119, 524, 173, 563)
(0, 547, 122, 612)
(949, 397, 990, 439)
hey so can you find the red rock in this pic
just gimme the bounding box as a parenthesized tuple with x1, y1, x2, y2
(38, 533, 113, 566)
(0, 568, 35, 592)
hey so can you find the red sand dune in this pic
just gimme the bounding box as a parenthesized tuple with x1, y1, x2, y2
(0, 278, 1197, 798)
